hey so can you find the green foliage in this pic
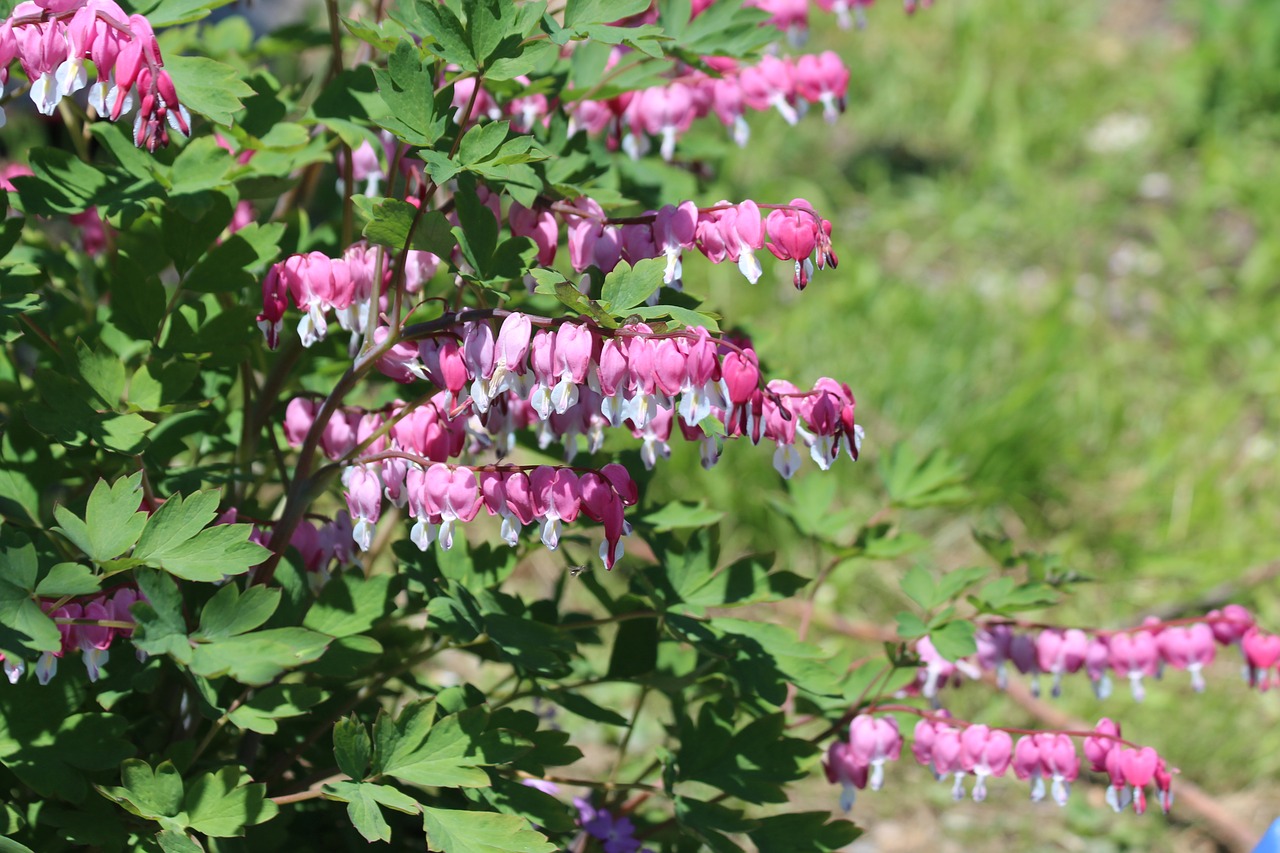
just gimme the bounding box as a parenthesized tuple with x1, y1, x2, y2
(97, 759, 276, 844)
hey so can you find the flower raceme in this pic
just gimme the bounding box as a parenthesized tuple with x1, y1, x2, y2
(28, 586, 140, 685)
(256, 197, 836, 350)
(355, 458, 636, 570)
(457, 48, 852, 158)
(0, 1, 188, 149)
(287, 313, 861, 475)
(828, 712, 1173, 815)
(910, 608, 1262, 703)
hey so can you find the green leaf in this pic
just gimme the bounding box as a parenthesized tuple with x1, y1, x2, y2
(971, 576, 1059, 614)
(936, 566, 991, 604)
(154, 831, 202, 853)
(129, 361, 200, 412)
(469, 778, 576, 833)
(410, 2, 475, 71)
(709, 617, 842, 702)
(648, 528, 718, 607)
(894, 611, 928, 639)
(227, 684, 326, 735)
(749, 812, 861, 853)
(163, 55, 255, 126)
(606, 615, 658, 679)
(106, 254, 166, 339)
(676, 706, 812, 804)
(334, 715, 373, 780)
(133, 490, 220, 562)
(457, 120, 511, 165)
(564, 0, 651, 27)
(879, 444, 972, 509)
(928, 620, 977, 661)
(0, 462, 40, 526)
(183, 222, 285, 294)
(141, 523, 271, 583)
(336, 782, 391, 843)
(381, 707, 524, 788)
(183, 765, 277, 837)
(0, 530, 60, 656)
(682, 555, 806, 608)
(484, 613, 574, 676)
(675, 799, 751, 852)
(135, 0, 238, 27)
(640, 500, 725, 532)
(75, 341, 125, 410)
(35, 563, 101, 597)
(372, 700, 437, 777)
(11, 148, 106, 215)
(900, 565, 937, 611)
(0, 704, 133, 801)
(53, 474, 146, 563)
(628, 303, 720, 332)
(373, 40, 446, 145)
(362, 199, 455, 257)
(189, 627, 330, 685)
(421, 807, 555, 853)
(163, 193, 235, 274)
(601, 258, 664, 312)
(168, 138, 233, 196)
(100, 759, 185, 820)
(193, 585, 281, 641)
(452, 174, 499, 278)
(303, 569, 395, 638)
(543, 689, 628, 727)
(131, 569, 192, 663)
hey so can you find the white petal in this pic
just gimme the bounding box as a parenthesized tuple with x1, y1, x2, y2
(660, 126, 678, 162)
(540, 517, 562, 550)
(772, 444, 803, 479)
(35, 651, 57, 685)
(29, 73, 60, 116)
(437, 519, 456, 551)
(352, 518, 374, 552)
(549, 378, 579, 415)
(500, 515, 520, 547)
(529, 385, 554, 421)
(738, 250, 763, 285)
(55, 59, 88, 98)
(410, 520, 435, 551)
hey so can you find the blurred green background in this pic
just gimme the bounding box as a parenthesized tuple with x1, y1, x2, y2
(658, 0, 1280, 848)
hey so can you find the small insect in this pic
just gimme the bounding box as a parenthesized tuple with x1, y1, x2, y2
(568, 565, 588, 578)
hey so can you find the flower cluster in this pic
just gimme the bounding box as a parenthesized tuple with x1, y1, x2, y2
(342, 459, 638, 568)
(30, 586, 140, 684)
(913, 606, 1261, 703)
(257, 194, 836, 350)
(0, 0, 188, 149)
(403, 314, 857, 475)
(560, 52, 850, 158)
(826, 712, 1174, 815)
(560, 196, 837, 289)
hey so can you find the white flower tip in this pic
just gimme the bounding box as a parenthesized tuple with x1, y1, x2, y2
(352, 519, 374, 552)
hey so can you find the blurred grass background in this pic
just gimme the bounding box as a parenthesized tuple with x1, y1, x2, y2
(656, 0, 1280, 848)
